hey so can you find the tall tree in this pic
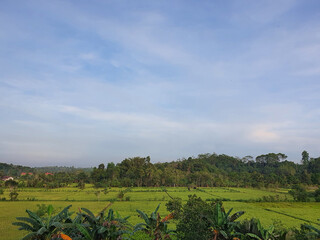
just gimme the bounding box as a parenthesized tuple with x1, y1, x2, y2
(256, 153, 287, 165)
(301, 150, 310, 165)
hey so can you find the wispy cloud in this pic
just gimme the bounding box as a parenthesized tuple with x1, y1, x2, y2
(0, 0, 320, 166)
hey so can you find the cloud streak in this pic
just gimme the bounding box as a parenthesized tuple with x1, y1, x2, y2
(0, 0, 320, 166)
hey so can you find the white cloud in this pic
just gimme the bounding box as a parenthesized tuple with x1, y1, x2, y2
(1, 0, 320, 165)
(58, 105, 191, 133)
(249, 126, 280, 143)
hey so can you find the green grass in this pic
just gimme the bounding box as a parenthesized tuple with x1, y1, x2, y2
(1, 186, 319, 240)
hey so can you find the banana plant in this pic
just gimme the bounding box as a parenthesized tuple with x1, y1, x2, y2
(134, 204, 175, 240)
(236, 218, 276, 240)
(76, 204, 131, 240)
(12, 205, 72, 240)
(204, 202, 244, 239)
(300, 219, 320, 239)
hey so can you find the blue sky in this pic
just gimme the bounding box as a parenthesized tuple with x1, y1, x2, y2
(1, 0, 320, 167)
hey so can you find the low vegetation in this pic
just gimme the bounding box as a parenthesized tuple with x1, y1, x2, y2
(1, 151, 320, 239)
(1, 151, 320, 190)
(12, 195, 320, 240)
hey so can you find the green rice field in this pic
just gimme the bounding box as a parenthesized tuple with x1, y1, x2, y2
(0, 186, 319, 240)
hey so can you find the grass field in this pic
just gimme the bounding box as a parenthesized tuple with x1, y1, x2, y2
(0, 186, 319, 240)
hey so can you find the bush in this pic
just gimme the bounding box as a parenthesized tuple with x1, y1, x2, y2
(176, 195, 215, 240)
(205, 197, 231, 202)
(117, 190, 125, 200)
(35, 204, 58, 217)
(314, 187, 320, 202)
(13, 197, 315, 240)
(176, 195, 245, 240)
(9, 190, 18, 201)
(165, 197, 182, 219)
(289, 184, 309, 202)
(125, 196, 131, 201)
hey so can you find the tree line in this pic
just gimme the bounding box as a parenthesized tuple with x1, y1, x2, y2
(90, 151, 319, 188)
(1, 151, 319, 189)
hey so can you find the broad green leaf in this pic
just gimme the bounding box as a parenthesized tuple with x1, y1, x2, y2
(57, 205, 72, 219)
(220, 230, 228, 238)
(16, 217, 39, 228)
(154, 204, 160, 214)
(47, 205, 54, 217)
(12, 222, 34, 231)
(305, 225, 320, 234)
(37, 226, 48, 235)
(230, 211, 245, 222)
(215, 202, 223, 226)
(81, 208, 96, 220)
(226, 208, 233, 217)
(107, 209, 114, 220)
(26, 210, 43, 225)
(76, 224, 93, 240)
(52, 222, 63, 229)
(98, 226, 107, 234)
(136, 209, 150, 225)
(246, 233, 262, 240)
(134, 222, 147, 231)
(21, 232, 37, 240)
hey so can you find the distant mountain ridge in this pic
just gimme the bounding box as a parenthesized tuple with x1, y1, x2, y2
(0, 162, 92, 177)
(0, 162, 33, 177)
(35, 166, 92, 174)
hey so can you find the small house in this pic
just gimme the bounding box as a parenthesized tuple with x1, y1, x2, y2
(1, 176, 14, 181)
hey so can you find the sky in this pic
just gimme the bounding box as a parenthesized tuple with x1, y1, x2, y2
(0, 0, 320, 167)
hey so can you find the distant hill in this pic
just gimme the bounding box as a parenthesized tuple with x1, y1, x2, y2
(0, 162, 33, 177)
(0, 162, 92, 177)
(34, 166, 92, 173)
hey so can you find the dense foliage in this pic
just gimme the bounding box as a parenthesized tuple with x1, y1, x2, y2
(13, 196, 320, 240)
(13, 203, 174, 240)
(0, 162, 33, 177)
(86, 152, 320, 188)
(1, 151, 320, 189)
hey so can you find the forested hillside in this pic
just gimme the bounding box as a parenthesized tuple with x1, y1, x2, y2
(0, 151, 320, 188)
(3, 151, 318, 188)
(91, 152, 320, 188)
(0, 163, 33, 177)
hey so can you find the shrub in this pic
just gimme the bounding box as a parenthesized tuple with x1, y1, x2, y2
(289, 184, 309, 202)
(117, 191, 125, 200)
(175, 195, 292, 240)
(125, 196, 131, 201)
(9, 189, 18, 201)
(176, 195, 215, 240)
(165, 197, 182, 219)
(314, 187, 320, 202)
(35, 204, 59, 217)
